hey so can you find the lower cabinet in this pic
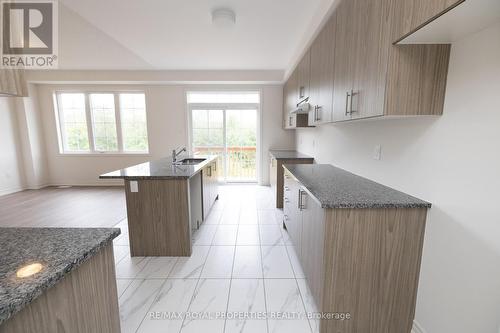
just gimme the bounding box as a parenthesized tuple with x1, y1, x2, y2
(202, 161, 219, 220)
(283, 168, 428, 333)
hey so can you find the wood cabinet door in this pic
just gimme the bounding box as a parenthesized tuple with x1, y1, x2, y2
(350, 0, 391, 120)
(334, 0, 390, 121)
(283, 69, 298, 128)
(0, 69, 28, 97)
(300, 191, 325, 307)
(332, 0, 356, 122)
(309, 13, 336, 125)
(394, 0, 464, 40)
(297, 50, 311, 102)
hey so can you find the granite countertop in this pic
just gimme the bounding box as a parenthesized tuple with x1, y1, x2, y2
(99, 155, 218, 180)
(0, 227, 120, 325)
(283, 164, 431, 209)
(269, 150, 314, 160)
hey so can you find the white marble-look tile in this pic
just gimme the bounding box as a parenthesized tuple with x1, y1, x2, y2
(193, 224, 218, 245)
(187, 279, 231, 316)
(204, 209, 223, 224)
(137, 278, 198, 332)
(136, 257, 178, 279)
(225, 319, 268, 333)
(227, 279, 266, 313)
(115, 256, 150, 278)
(264, 279, 306, 315)
(258, 210, 278, 225)
(296, 279, 319, 333)
(280, 228, 293, 246)
(116, 278, 133, 298)
(169, 246, 210, 279)
(180, 319, 225, 333)
(232, 246, 263, 278)
(239, 209, 259, 225)
(220, 207, 240, 225)
(113, 245, 130, 264)
(212, 225, 238, 245)
(261, 246, 294, 278)
(236, 225, 260, 245)
(268, 319, 311, 333)
(137, 317, 183, 333)
(113, 231, 130, 246)
(201, 246, 235, 278)
(119, 279, 164, 333)
(286, 246, 305, 279)
(259, 225, 284, 246)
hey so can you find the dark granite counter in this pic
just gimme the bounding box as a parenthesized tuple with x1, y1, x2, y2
(283, 164, 431, 209)
(0, 227, 120, 325)
(269, 150, 314, 160)
(99, 155, 217, 180)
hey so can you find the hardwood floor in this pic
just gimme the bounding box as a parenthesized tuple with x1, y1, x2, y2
(0, 186, 126, 228)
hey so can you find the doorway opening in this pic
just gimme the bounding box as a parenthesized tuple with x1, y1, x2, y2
(187, 92, 259, 183)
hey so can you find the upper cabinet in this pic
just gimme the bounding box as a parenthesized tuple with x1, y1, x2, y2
(308, 13, 336, 126)
(395, 0, 464, 41)
(0, 69, 28, 97)
(297, 50, 311, 102)
(283, 66, 310, 129)
(284, 0, 453, 127)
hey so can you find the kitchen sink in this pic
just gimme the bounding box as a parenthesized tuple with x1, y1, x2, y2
(175, 158, 206, 165)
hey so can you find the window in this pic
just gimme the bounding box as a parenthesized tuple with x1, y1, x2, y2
(55, 92, 149, 154)
(187, 91, 260, 104)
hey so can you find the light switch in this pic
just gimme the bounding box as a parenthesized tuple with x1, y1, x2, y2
(373, 145, 382, 160)
(130, 181, 139, 193)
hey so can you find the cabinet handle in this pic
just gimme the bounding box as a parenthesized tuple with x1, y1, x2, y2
(289, 116, 292, 126)
(346, 89, 358, 115)
(315, 106, 321, 122)
(298, 189, 307, 211)
(299, 86, 305, 99)
(208, 166, 212, 177)
(213, 162, 217, 172)
(345, 91, 350, 116)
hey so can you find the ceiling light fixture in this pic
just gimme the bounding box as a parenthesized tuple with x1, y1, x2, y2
(211, 8, 236, 28)
(16, 263, 43, 278)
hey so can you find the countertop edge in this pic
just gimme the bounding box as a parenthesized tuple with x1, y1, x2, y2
(269, 150, 314, 160)
(283, 164, 432, 209)
(0, 228, 121, 325)
(98, 155, 217, 180)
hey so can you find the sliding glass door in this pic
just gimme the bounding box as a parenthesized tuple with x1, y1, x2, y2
(190, 108, 257, 182)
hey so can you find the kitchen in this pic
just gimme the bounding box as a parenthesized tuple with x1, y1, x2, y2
(1, 0, 499, 333)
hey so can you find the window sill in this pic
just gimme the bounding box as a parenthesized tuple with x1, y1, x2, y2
(57, 152, 151, 157)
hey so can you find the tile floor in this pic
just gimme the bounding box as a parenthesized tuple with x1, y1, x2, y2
(112, 185, 319, 333)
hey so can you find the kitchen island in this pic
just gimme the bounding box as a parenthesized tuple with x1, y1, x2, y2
(100, 155, 218, 257)
(0, 228, 120, 333)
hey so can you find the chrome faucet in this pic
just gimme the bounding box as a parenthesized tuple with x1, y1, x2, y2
(172, 147, 187, 163)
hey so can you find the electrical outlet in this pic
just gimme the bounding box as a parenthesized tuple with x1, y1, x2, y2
(130, 181, 139, 193)
(373, 145, 382, 160)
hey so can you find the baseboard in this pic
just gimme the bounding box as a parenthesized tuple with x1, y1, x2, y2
(0, 187, 25, 197)
(412, 320, 426, 333)
(50, 182, 124, 187)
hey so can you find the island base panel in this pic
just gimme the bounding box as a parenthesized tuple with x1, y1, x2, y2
(125, 179, 192, 257)
(0, 244, 120, 333)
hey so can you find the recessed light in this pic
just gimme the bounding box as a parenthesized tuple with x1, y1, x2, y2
(211, 8, 236, 28)
(16, 263, 43, 278)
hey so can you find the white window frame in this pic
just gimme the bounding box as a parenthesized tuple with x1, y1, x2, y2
(186, 87, 261, 183)
(54, 91, 150, 155)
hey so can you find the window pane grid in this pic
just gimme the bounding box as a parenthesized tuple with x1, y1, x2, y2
(120, 94, 149, 152)
(90, 94, 118, 152)
(59, 93, 89, 152)
(56, 92, 149, 154)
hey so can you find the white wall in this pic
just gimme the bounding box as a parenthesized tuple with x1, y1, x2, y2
(0, 98, 25, 195)
(36, 84, 293, 186)
(295, 22, 500, 333)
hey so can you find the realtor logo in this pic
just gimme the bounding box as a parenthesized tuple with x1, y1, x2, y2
(1, 0, 58, 68)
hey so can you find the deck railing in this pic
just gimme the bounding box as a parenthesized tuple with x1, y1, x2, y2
(194, 146, 256, 181)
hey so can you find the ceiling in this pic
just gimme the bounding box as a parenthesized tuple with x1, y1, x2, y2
(58, 0, 328, 71)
